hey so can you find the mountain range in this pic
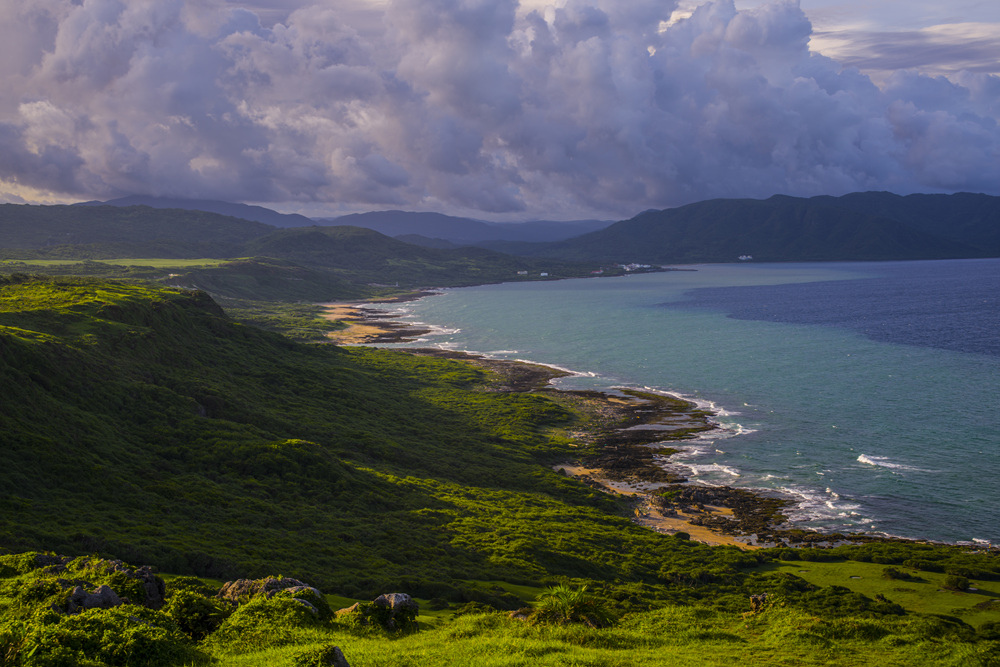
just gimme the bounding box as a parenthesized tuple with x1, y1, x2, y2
(494, 192, 1000, 263)
(75, 195, 314, 228)
(68, 191, 1000, 265)
(320, 210, 613, 245)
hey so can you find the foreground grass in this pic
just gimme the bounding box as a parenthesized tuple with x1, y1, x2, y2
(766, 560, 1000, 627)
(212, 606, 994, 667)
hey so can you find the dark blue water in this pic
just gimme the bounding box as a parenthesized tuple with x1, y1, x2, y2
(673, 259, 1000, 357)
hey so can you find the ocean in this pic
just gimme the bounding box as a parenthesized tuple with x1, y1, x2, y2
(374, 259, 1000, 545)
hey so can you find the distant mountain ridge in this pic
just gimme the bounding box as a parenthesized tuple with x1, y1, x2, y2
(496, 192, 1000, 263)
(321, 210, 613, 244)
(13, 191, 1000, 269)
(0, 204, 602, 297)
(0, 204, 275, 258)
(75, 196, 313, 228)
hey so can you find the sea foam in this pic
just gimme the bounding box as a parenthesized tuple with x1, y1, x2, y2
(857, 454, 929, 472)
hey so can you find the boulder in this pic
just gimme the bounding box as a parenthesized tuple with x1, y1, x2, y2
(336, 593, 419, 632)
(217, 576, 310, 604)
(68, 557, 165, 609)
(67, 584, 123, 613)
(217, 577, 332, 619)
(374, 592, 418, 614)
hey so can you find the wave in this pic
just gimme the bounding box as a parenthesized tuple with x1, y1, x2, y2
(778, 484, 866, 525)
(857, 454, 930, 473)
(516, 359, 599, 377)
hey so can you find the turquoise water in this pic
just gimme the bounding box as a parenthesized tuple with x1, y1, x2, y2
(375, 260, 1000, 545)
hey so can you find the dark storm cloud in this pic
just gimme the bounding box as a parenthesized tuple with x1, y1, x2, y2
(1, 0, 999, 218)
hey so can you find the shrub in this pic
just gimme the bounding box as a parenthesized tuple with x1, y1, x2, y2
(943, 575, 971, 592)
(272, 587, 333, 621)
(164, 576, 216, 599)
(531, 585, 613, 628)
(162, 590, 232, 640)
(291, 643, 350, 667)
(882, 567, 918, 581)
(210, 597, 320, 650)
(18, 605, 202, 667)
(903, 559, 944, 573)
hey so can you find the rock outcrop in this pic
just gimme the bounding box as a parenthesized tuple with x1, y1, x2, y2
(217, 576, 313, 603)
(67, 584, 122, 613)
(216, 576, 331, 619)
(335, 592, 419, 632)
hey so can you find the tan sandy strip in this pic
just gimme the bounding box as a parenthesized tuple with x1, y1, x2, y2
(558, 464, 758, 550)
(319, 302, 398, 345)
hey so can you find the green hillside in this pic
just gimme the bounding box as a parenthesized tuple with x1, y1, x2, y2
(506, 192, 998, 263)
(242, 225, 595, 286)
(0, 204, 274, 258)
(0, 205, 603, 302)
(0, 276, 756, 598)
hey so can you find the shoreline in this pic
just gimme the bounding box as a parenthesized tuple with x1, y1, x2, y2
(323, 294, 994, 552)
(319, 292, 437, 345)
(401, 347, 809, 550)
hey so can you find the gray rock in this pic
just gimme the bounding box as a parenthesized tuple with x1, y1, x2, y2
(373, 592, 418, 614)
(67, 584, 123, 613)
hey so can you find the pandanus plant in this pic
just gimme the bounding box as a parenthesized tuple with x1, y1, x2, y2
(532, 584, 612, 628)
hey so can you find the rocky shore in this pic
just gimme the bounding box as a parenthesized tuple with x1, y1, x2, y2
(320, 293, 435, 344)
(327, 299, 917, 550)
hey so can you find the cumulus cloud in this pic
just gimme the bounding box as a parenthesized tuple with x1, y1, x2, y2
(1, 0, 999, 219)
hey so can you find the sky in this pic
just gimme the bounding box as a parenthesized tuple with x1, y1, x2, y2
(2, 0, 999, 221)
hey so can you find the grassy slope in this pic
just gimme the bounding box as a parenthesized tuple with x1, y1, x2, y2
(242, 225, 599, 286)
(214, 606, 990, 667)
(0, 204, 274, 257)
(0, 205, 605, 302)
(766, 560, 1000, 628)
(0, 276, 767, 606)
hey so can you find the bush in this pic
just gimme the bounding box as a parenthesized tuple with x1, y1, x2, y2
(903, 559, 944, 573)
(162, 590, 232, 640)
(943, 575, 971, 592)
(531, 585, 613, 628)
(164, 576, 216, 599)
(881, 567, 919, 581)
(292, 643, 349, 667)
(18, 605, 203, 667)
(210, 597, 320, 650)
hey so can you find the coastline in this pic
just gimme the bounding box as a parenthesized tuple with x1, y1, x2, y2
(318, 298, 792, 549)
(324, 294, 989, 552)
(320, 292, 437, 345)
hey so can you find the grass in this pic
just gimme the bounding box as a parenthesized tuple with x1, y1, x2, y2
(0, 258, 229, 268)
(764, 560, 1000, 628)
(206, 605, 991, 666)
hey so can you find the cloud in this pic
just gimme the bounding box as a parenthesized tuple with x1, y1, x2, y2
(812, 22, 1000, 79)
(1, 0, 999, 219)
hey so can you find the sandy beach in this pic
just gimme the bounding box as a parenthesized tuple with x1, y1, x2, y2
(320, 300, 431, 345)
(557, 464, 756, 548)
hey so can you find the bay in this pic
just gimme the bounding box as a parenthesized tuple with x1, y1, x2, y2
(376, 259, 1000, 545)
